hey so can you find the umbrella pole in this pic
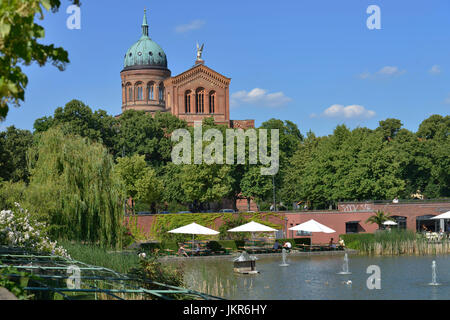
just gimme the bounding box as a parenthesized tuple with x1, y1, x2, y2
(192, 234, 194, 257)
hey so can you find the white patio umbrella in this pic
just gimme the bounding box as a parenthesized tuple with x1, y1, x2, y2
(168, 223, 219, 256)
(228, 221, 278, 247)
(431, 211, 450, 220)
(383, 220, 398, 225)
(288, 219, 335, 250)
(227, 221, 278, 233)
(288, 219, 336, 233)
(431, 211, 450, 233)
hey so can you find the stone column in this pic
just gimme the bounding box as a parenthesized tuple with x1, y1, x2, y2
(155, 85, 160, 102)
(205, 92, 210, 114)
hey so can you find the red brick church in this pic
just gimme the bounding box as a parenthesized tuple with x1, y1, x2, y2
(120, 10, 254, 129)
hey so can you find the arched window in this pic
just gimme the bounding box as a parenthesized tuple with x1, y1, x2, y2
(159, 82, 165, 102)
(195, 88, 205, 113)
(135, 82, 143, 101)
(125, 83, 132, 102)
(209, 91, 216, 113)
(185, 90, 192, 113)
(147, 82, 155, 100)
(134, 82, 144, 101)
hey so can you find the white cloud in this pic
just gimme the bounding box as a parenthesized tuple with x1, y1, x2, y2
(358, 72, 371, 79)
(175, 20, 205, 33)
(377, 66, 404, 75)
(359, 66, 406, 79)
(312, 104, 376, 119)
(230, 88, 292, 107)
(429, 65, 441, 74)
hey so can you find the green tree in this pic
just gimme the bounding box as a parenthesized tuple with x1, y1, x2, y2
(135, 167, 163, 213)
(33, 99, 118, 151)
(114, 154, 148, 204)
(0, 126, 33, 182)
(377, 118, 403, 140)
(0, 180, 27, 210)
(240, 166, 272, 211)
(0, 0, 80, 120)
(180, 164, 234, 212)
(365, 210, 394, 230)
(116, 110, 186, 166)
(26, 127, 123, 248)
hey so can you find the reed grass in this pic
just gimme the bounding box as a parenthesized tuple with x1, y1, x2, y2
(351, 230, 450, 256)
(60, 240, 139, 274)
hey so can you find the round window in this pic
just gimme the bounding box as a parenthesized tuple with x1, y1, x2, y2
(138, 52, 142, 56)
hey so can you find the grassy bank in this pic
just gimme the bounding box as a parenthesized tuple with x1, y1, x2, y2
(60, 240, 139, 274)
(341, 231, 450, 256)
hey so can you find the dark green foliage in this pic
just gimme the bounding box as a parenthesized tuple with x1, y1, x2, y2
(0, 264, 36, 300)
(33, 99, 118, 152)
(0, 126, 33, 182)
(128, 252, 186, 299)
(281, 115, 450, 208)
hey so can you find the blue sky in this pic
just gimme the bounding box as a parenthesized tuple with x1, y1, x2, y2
(1, 0, 449, 136)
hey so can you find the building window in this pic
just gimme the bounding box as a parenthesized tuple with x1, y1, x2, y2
(137, 86, 143, 100)
(159, 83, 165, 102)
(296, 230, 312, 236)
(185, 90, 192, 113)
(147, 83, 154, 100)
(128, 87, 133, 102)
(346, 221, 360, 234)
(195, 88, 205, 113)
(416, 215, 437, 232)
(209, 91, 216, 113)
(391, 216, 407, 229)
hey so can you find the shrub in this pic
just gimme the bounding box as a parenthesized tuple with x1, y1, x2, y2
(0, 203, 69, 257)
(128, 251, 186, 299)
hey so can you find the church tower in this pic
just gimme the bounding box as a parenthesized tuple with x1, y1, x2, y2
(119, 9, 254, 129)
(120, 10, 171, 113)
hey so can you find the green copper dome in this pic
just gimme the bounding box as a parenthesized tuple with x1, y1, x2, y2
(123, 10, 167, 70)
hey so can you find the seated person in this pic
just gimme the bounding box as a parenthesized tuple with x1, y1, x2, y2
(273, 240, 280, 250)
(177, 245, 189, 257)
(329, 238, 336, 249)
(282, 241, 292, 252)
(338, 237, 345, 248)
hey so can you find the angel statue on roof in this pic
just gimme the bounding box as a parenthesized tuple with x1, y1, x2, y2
(196, 42, 204, 61)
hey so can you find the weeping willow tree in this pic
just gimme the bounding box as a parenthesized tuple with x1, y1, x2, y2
(27, 127, 124, 248)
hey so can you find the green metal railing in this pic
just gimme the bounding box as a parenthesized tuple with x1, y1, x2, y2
(0, 247, 223, 300)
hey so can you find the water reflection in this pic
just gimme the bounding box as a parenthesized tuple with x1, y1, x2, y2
(166, 255, 450, 300)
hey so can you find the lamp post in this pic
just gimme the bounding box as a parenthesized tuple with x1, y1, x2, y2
(272, 174, 276, 212)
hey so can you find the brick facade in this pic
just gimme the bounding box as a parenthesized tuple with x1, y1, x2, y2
(131, 200, 450, 245)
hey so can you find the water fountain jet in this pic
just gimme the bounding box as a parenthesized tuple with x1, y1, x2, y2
(337, 252, 352, 275)
(429, 260, 440, 286)
(279, 248, 289, 267)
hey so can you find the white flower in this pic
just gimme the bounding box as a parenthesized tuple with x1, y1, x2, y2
(138, 252, 146, 259)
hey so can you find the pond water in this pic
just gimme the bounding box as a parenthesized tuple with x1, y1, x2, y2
(167, 254, 450, 300)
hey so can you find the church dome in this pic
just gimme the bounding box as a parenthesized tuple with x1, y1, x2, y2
(123, 10, 167, 70)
